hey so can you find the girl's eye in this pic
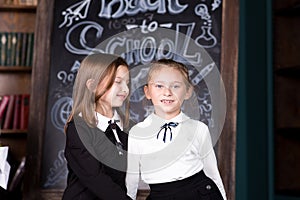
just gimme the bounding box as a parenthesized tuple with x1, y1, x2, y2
(172, 85, 180, 89)
(155, 84, 164, 89)
(115, 78, 122, 84)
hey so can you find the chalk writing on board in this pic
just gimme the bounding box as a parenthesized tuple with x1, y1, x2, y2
(43, 150, 67, 187)
(41, 0, 223, 189)
(59, 0, 91, 28)
(51, 97, 73, 132)
(50, 61, 80, 132)
(129, 67, 148, 102)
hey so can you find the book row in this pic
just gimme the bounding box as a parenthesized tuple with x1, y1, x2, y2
(0, 32, 34, 67)
(0, 94, 30, 130)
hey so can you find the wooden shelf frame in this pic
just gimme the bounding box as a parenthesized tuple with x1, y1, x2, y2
(0, 129, 27, 135)
(0, 66, 32, 72)
(0, 4, 36, 11)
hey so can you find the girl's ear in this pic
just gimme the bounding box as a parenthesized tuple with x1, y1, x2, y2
(144, 85, 151, 99)
(184, 86, 193, 100)
(86, 79, 96, 92)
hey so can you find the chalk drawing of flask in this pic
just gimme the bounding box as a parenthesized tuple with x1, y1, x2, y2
(195, 26, 217, 48)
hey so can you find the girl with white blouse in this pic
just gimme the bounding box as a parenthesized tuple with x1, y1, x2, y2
(126, 59, 226, 200)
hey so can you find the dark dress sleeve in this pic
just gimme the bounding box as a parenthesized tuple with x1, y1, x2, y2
(63, 119, 131, 200)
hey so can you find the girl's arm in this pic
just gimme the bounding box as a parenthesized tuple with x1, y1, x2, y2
(202, 150, 227, 200)
(126, 127, 141, 200)
(199, 124, 227, 200)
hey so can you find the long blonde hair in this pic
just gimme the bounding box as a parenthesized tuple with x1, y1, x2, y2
(65, 53, 130, 132)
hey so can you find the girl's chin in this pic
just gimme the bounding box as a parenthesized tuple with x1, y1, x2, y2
(112, 101, 125, 107)
(154, 107, 180, 114)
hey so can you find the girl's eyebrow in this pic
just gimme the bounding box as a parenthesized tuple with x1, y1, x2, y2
(115, 76, 126, 80)
(151, 80, 164, 83)
(173, 81, 183, 83)
(116, 76, 129, 82)
(151, 80, 183, 84)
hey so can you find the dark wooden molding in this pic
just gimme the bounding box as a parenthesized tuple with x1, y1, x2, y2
(23, 0, 54, 199)
(216, 0, 239, 200)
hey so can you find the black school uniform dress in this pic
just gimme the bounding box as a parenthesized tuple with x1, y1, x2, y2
(63, 114, 131, 200)
(146, 170, 224, 200)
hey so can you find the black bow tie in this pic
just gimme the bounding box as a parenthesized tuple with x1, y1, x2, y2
(157, 122, 179, 143)
(107, 120, 124, 155)
(108, 119, 120, 130)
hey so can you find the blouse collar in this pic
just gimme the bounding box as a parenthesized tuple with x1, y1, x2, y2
(95, 110, 122, 132)
(150, 111, 190, 124)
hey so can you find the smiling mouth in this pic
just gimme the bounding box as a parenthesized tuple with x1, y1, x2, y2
(117, 94, 127, 100)
(161, 99, 174, 104)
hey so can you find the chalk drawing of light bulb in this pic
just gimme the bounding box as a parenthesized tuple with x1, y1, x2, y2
(195, 4, 211, 20)
(194, 4, 217, 48)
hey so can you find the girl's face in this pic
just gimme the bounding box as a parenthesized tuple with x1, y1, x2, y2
(144, 66, 192, 120)
(98, 65, 130, 110)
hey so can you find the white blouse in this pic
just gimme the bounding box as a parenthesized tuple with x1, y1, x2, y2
(126, 112, 226, 200)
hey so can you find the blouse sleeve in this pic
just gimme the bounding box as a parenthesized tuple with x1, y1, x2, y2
(65, 120, 131, 200)
(199, 124, 227, 200)
(126, 126, 141, 200)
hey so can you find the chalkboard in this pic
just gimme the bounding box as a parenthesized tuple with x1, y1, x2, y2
(40, 0, 223, 190)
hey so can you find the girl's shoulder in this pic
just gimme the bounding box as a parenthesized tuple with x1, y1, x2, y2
(67, 115, 100, 137)
(72, 115, 89, 128)
(128, 115, 154, 134)
(184, 117, 209, 129)
(130, 118, 151, 130)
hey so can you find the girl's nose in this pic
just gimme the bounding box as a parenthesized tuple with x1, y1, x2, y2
(163, 87, 172, 96)
(122, 82, 129, 94)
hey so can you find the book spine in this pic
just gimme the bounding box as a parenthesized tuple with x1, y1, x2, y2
(0, 33, 2, 66)
(0, 33, 7, 66)
(15, 32, 23, 66)
(13, 94, 21, 130)
(25, 32, 34, 67)
(20, 94, 30, 130)
(3, 95, 15, 129)
(11, 32, 18, 66)
(21, 33, 28, 66)
(0, 95, 10, 119)
(6, 32, 12, 66)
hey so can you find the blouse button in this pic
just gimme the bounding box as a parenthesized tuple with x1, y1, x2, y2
(206, 184, 212, 190)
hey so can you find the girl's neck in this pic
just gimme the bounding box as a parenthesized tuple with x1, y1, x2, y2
(96, 103, 114, 118)
(154, 110, 181, 120)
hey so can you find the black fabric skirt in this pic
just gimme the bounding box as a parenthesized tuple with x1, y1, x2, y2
(146, 170, 224, 200)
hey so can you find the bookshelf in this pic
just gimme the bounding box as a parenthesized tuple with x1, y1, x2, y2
(0, 0, 36, 163)
(273, 0, 300, 198)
